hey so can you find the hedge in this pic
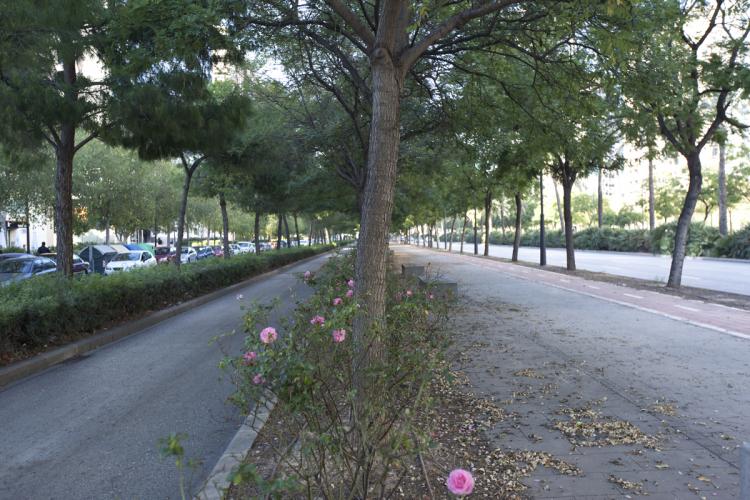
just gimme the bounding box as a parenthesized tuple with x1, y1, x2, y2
(0, 244, 336, 357)
(470, 223, 748, 259)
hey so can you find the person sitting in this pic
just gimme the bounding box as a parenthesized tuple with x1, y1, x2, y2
(37, 242, 50, 255)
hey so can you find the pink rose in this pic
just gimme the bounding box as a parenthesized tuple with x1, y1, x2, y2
(347, 279, 355, 289)
(446, 469, 474, 496)
(428, 293, 435, 300)
(259, 326, 277, 344)
(332, 328, 346, 343)
(242, 351, 257, 364)
(252, 373, 265, 385)
(333, 297, 343, 306)
(310, 315, 325, 326)
(346, 289, 354, 298)
(406, 289, 413, 297)
(303, 270, 312, 281)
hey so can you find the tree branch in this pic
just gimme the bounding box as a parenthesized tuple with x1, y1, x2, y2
(324, 0, 376, 49)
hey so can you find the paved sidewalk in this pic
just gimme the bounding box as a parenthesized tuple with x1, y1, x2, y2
(396, 245, 749, 499)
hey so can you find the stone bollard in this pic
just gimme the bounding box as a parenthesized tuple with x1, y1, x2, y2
(742, 442, 750, 500)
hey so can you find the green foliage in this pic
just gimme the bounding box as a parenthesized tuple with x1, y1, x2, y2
(226, 251, 450, 497)
(714, 225, 750, 260)
(0, 246, 335, 359)
(650, 223, 721, 257)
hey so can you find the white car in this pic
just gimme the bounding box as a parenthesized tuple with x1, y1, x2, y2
(237, 241, 255, 253)
(104, 251, 157, 275)
(180, 247, 198, 263)
(228, 243, 241, 256)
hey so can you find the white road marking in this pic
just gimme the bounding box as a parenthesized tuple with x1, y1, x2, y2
(683, 275, 702, 280)
(675, 305, 700, 312)
(623, 293, 644, 299)
(587, 285, 601, 290)
(559, 279, 570, 283)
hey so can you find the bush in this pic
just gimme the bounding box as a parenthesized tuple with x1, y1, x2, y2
(714, 225, 750, 259)
(226, 250, 450, 497)
(0, 246, 28, 254)
(650, 222, 721, 257)
(573, 227, 652, 253)
(0, 245, 336, 358)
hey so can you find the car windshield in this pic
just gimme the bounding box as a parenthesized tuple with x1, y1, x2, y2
(0, 259, 33, 274)
(155, 247, 171, 256)
(181, 248, 192, 254)
(112, 252, 141, 262)
(239, 243, 250, 247)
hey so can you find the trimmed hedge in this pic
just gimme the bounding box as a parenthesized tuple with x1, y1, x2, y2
(0, 245, 335, 357)
(480, 223, 747, 259)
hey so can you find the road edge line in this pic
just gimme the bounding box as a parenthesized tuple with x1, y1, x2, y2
(0, 251, 332, 390)
(195, 397, 277, 500)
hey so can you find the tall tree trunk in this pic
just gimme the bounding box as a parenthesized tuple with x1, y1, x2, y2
(276, 214, 282, 250)
(484, 190, 491, 256)
(25, 201, 31, 254)
(718, 141, 728, 236)
(460, 216, 467, 254)
(442, 216, 447, 249)
(512, 192, 522, 262)
(554, 180, 564, 232)
(254, 212, 261, 254)
(499, 197, 505, 237)
(283, 214, 291, 248)
(219, 191, 230, 259)
(473, 207, 478, 255)
(54, 57, 76, 276)
(427, 224, 433, 248)
(448, 216, 456, 253)
(104, 216, 111, 245)
(539, 172, 546, 266)
(668, 152, 702, 288)
(648, 157, 656, 231)
(597, 167, 603, 228)
(293, 213, 301, 246)
(175, 168, 194, 270)
(562, 178, 576, 271)
(308, 219, 314, 246)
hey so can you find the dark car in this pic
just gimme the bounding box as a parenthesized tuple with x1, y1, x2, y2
(40, 253, 90, 275)
(0, 252, 30, 261)
(196, 246, 214, 260)
(0, 256, 57, 286)
(212, 246, 225, 258)
(154, 246, 176, 264)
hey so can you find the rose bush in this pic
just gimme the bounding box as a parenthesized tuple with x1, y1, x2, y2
(225, 249, 453, 497)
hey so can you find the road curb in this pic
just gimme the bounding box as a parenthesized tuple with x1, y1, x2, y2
(195, 397, 277, 500)
(0, 251, 332, 390)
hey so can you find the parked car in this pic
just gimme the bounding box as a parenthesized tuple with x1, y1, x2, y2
(0, 255, 57, 285)
(259, 242, 273, 252)
(196, 246, 214, 260)
(104, 251, 157, 275)
(228, 243, 241, 256)
(40, 253, 90, 275)
(0, 252, 30, 261)
(154, 246, 176, 264)
(180, 247, 198, 264)
(212, 246, 225, 258)
(237, 241, 255, 254)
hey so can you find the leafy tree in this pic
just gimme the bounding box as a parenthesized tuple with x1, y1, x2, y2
(618, 0, 750, 287)
(654, 177, 685, 224)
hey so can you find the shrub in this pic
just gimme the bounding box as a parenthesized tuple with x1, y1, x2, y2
(0, 245, 336, 358)
(226, 250, 450, 497)
(714, 225, 750, 259)
(650, 222, 721, 257)
(0, 246, 28, 254)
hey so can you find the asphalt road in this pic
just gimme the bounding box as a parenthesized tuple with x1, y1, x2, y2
(0, 254, 328, 500)
(440, 243, 750, 296)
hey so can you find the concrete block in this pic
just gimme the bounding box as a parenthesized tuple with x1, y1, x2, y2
(418, 275, 458, 300)
(401, 264, 425, 277)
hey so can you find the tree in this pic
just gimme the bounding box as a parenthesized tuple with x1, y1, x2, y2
(618, 0, 750, 287)
(654, 177, 685, 224)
